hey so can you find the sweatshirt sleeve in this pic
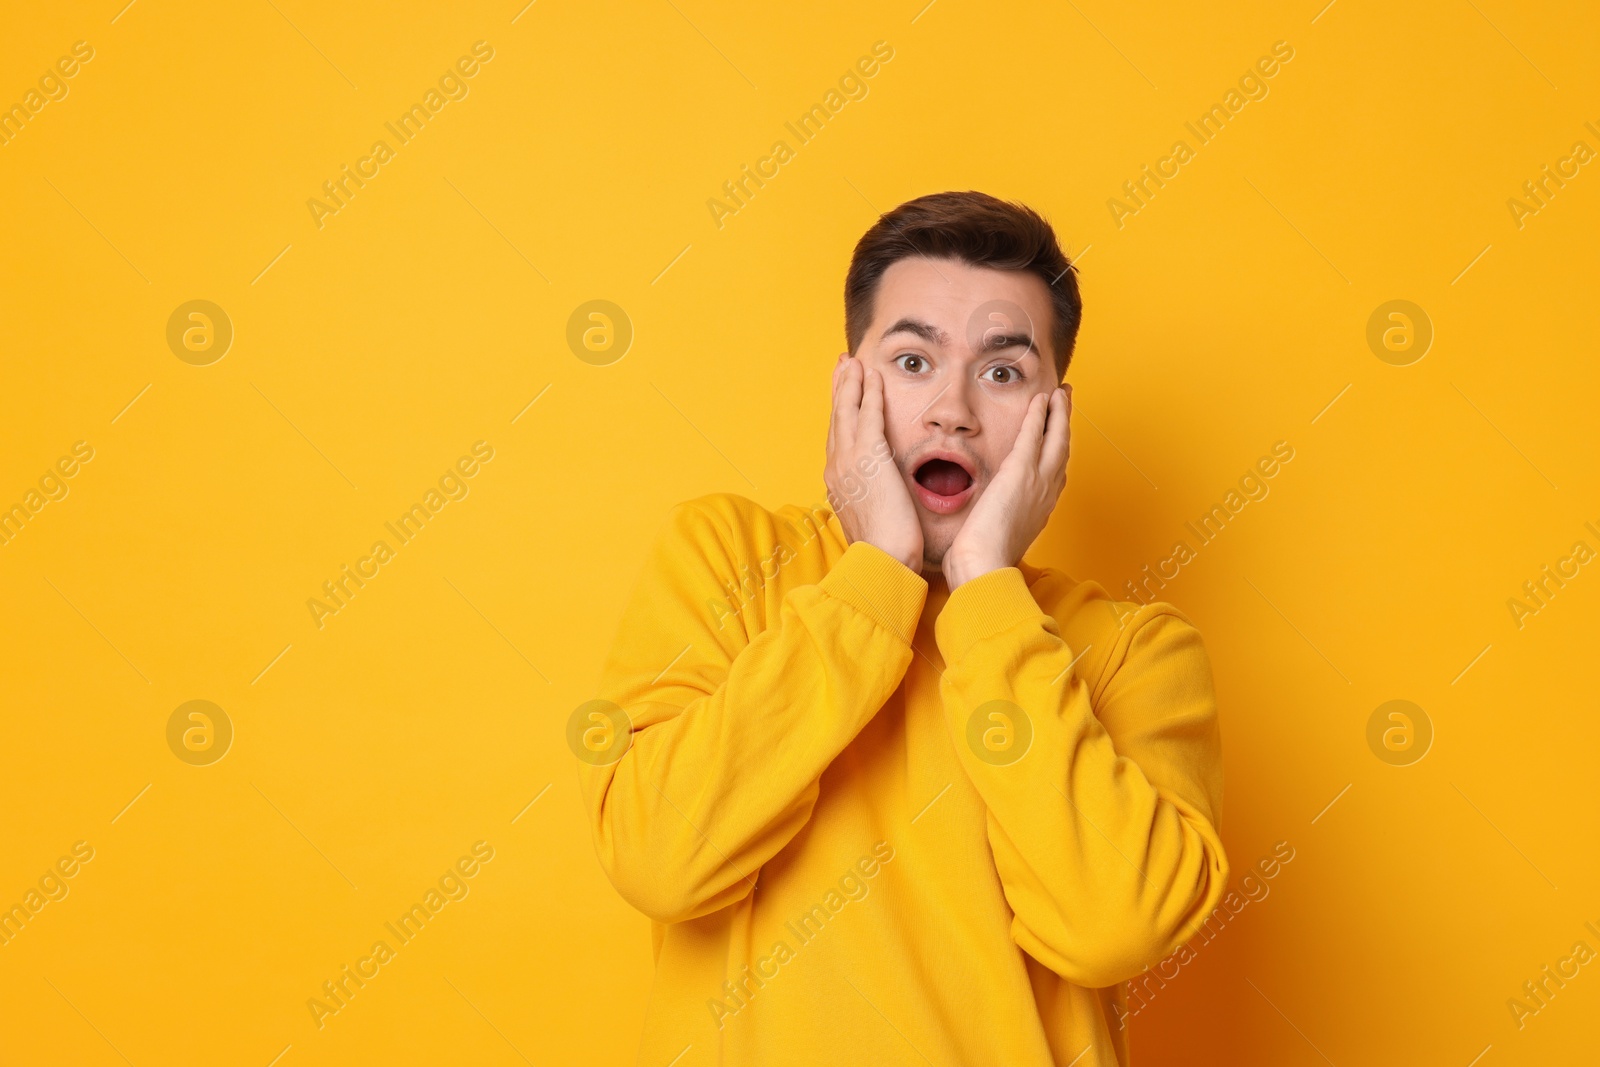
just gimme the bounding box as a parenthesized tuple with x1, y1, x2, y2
(581, 501, 927, 925)
(933, 567, 1229, 989)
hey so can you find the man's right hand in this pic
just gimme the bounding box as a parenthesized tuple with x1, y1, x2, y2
(824, 354, 923, 574)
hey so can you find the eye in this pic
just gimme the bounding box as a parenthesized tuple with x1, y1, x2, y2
(894, 353, 929, 374)
(983, 363, 1023, 384)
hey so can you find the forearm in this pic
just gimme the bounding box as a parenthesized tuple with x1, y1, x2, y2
(586, 540, 926, 923)
(936, 568, 1228, 987)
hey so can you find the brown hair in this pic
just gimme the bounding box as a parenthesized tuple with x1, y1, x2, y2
(844, 190, 1082, 376)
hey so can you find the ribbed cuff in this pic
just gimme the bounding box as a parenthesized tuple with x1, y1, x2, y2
(935, 566, 1046, 662)
(819, 542, 928, 645)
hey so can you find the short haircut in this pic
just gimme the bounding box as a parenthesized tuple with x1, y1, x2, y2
(844, 190, 1083, 377)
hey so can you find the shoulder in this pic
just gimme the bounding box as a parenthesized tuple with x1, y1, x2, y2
(653, 493, 844, 564)
(660, 492, 818, 538)
(1020, 563, 1209, 703)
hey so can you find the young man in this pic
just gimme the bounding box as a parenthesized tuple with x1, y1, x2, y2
(580, 191, 1228, 1066)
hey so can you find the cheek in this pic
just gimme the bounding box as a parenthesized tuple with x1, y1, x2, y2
(972, 442, 1006, 480)
(877, 391, 917, 452)
(979, 401, 1032, 463)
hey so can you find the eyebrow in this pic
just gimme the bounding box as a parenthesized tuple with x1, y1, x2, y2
(880, 316, 1038, 358)
(880, 318, 950, 347)
(977, 330, 1038, 357)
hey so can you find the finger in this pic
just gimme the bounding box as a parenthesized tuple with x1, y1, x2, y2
(830, 356, 858, 447)
(994, 392, 1045, 477)
(828, 354, 849, 454)
(836, 357, 863, 447)
(860, 366, 887, 443)
(832, 363, 844, 454)
(1014, 390, 1050, 467)
(1041, 387, 1070, 478)
(1063, 384, 1073, 452)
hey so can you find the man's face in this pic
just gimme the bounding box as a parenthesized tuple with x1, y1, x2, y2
(852, 256, 1062, 571)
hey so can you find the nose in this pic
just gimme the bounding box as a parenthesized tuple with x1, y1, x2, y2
(922, 376, 979, 436)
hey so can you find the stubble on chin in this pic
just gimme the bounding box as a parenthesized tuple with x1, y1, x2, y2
(918, 518, 956, 572)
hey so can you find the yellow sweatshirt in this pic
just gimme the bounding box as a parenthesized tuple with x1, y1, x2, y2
(581, 494, 1228, 1066)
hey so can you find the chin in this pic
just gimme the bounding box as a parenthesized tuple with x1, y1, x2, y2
(917, 524, 957, 570)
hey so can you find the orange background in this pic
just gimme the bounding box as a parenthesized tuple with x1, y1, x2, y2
(1, 1, 1596, 1063)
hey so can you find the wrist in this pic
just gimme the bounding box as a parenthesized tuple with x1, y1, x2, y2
(891, 546, 923, 575)
(859, 536, 921, 575)
(943, 550, 1004, 590)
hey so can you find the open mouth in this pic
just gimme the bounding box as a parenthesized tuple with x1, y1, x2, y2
(912, 455, 976, 515)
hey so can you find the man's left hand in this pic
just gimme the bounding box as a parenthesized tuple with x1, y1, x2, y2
(943, 386, 1071, 590)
